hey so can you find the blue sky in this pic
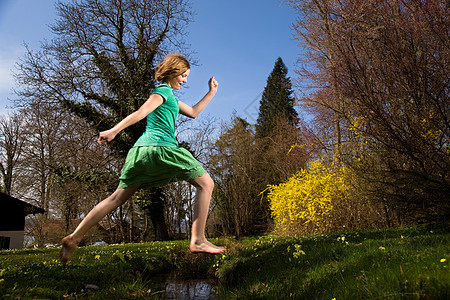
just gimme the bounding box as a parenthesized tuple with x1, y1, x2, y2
(0, 0, 300, 122)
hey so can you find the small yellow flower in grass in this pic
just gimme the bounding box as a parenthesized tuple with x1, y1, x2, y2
(94, 255, 100, 260)
(440, 258, 446, 263)
(379, 246, 386, 251)
(292, 244, 306, 258)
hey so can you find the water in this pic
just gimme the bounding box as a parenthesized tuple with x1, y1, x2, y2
(164, 278, 218, 300)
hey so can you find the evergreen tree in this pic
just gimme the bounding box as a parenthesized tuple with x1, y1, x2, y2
(256, 57, 297, 138)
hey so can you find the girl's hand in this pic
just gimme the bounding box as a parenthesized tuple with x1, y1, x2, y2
(208, 76, 218, 94)
(98, 129, 117, 145)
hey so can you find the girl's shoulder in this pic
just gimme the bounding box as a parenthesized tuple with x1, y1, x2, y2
(152, 83, 174, 103)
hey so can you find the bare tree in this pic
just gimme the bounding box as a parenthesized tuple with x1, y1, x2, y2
(0, 111, 26, 195)
(290, 0, 450, 223)
(12, 102, 118, 246)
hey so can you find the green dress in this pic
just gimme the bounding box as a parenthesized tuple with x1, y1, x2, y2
(117, 84, 206, 189)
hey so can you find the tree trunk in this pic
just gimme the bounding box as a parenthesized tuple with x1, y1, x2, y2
(147, 188, 170, 241)
(148, 198, 170, 241)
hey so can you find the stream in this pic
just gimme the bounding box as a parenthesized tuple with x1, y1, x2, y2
(153, 272, 218, 299)
(164, 278, 218, 299)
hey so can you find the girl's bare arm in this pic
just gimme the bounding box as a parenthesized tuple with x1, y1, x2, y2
(179, 77, 218, 119)
(98, 94, 164, 144)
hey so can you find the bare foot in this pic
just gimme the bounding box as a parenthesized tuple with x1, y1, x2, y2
(190, 240, 226, 254)
(204, 240, 226, 251)
(60, 235, 78, 266)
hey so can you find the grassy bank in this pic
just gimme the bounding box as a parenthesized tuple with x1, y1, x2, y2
(0, 226, 448, 299)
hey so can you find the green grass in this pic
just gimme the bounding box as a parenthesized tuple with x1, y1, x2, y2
(0, 227, 449, 299)
(215, 227, 449, 299)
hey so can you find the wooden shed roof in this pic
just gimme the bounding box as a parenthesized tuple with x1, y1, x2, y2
(0, 192, 45, 215)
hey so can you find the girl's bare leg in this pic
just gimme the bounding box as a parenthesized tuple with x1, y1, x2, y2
(60, 186, 139, 265)
(189, 173, 226, 254)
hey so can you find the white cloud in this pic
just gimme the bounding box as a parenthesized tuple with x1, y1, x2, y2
(0, 64, 15, 91)
(0, 45, 25, 92)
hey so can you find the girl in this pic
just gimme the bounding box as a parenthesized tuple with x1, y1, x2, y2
(60, 53, 225, 266)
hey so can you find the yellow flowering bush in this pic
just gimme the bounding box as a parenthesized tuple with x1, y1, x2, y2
(266, 158, 350, 235)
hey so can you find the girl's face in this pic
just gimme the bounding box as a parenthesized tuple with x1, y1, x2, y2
(167, 69, 190, 90)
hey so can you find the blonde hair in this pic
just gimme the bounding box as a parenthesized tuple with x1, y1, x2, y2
(155, 53, 190, 82)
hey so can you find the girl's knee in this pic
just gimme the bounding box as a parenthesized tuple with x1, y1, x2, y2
(109, 187, 137, 206)
(108, 193, 125, 207)
(192, 173, 214, 192)
(204, 176, 214, 191)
